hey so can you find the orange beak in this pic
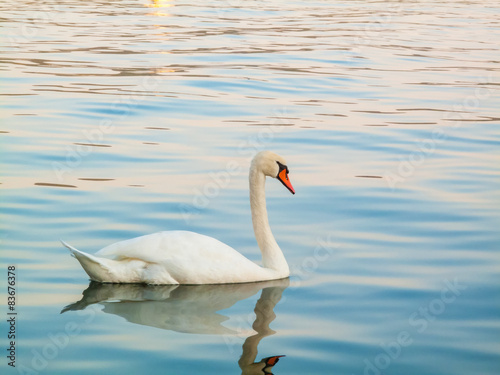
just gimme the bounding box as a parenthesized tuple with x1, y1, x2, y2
(278, 168, 295, 195)
(263, 355, 285, 367)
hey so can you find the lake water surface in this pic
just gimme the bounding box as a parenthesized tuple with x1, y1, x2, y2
(1, 0, 499, 374)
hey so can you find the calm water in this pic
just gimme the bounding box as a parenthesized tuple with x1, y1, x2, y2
(1, 0, 499, 374)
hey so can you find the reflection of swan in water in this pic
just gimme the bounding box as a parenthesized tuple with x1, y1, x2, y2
(62, 279, 288, 374)
(238, 286, 286, 375)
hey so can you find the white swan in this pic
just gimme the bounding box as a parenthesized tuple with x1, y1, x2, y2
(62, 151, 295, 285)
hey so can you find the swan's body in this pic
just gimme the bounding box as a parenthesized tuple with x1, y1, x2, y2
(63, 151, 295, 285)
(63, 231, 283, 284)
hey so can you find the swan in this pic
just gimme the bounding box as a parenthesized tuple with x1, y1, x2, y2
(62, 151, 295, 284)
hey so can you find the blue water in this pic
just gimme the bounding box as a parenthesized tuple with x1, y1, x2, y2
(1, 0, 499, 374)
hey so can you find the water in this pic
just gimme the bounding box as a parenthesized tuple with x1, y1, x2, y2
(1, 0, 499, 374)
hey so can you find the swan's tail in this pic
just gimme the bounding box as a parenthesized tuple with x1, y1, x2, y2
(61, 240, 113, 283)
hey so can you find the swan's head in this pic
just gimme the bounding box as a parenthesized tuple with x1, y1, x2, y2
(252, 151, 295, 194)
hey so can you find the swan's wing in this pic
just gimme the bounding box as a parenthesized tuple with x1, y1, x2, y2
(95, 231, 246, 262)
(96, 231, 170, 261)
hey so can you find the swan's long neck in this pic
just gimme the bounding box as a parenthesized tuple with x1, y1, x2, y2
(249, 165, 289, 275)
